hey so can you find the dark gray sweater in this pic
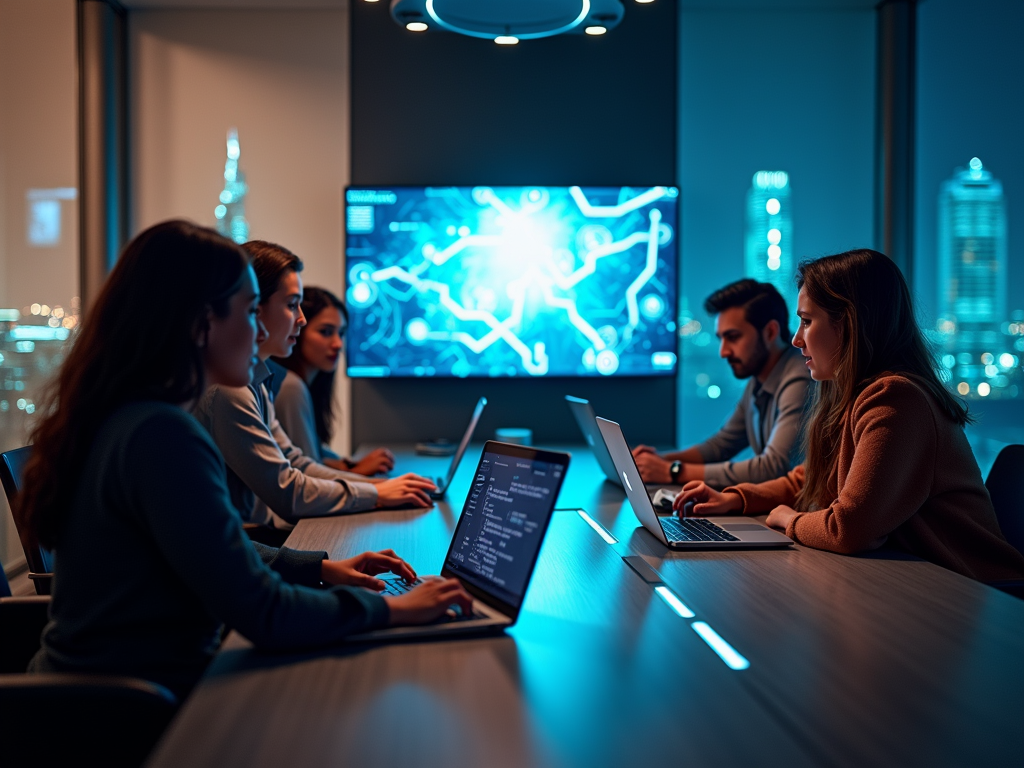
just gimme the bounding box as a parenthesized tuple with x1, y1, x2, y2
(31, 401, 389, 697)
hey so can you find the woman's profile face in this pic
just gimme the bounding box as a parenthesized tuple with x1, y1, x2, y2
(792, 287, 841, 381)
(258, 270, 306, 360)
(205, 265, 263, 388)
(299, 306, 345, 374)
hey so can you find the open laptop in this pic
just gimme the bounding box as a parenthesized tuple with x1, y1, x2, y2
(565, 395, 622, 487)
(428, 396, 487, 500)
(350, 441, 571, 641)
(597, 417, 792, 549)
(566, 395, 680, 499)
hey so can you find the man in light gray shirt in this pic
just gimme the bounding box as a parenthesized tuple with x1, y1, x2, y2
(633, 279, 812, 488)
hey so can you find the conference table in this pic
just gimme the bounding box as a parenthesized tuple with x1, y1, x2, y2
(147, 445, 1024, 768)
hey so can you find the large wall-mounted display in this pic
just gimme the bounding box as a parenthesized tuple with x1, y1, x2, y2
(345, 185, 678, 379)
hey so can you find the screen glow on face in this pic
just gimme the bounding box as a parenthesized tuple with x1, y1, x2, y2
(345, 186, 679, 378)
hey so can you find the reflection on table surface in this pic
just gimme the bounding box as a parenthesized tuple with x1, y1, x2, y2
(147, 445, 1024, 768)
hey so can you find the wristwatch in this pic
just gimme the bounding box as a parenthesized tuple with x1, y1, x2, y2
(669, 460, 683, 484)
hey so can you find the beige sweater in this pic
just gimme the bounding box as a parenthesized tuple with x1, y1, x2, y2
(726, 375, 1024, 583)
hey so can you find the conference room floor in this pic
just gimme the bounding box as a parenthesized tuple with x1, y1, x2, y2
(147, 445, 1024, 768)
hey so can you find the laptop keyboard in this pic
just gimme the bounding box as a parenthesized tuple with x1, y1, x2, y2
(379, 577, 424, 596)
(378, 578, 488, 621)
(660, 516, 739, 543)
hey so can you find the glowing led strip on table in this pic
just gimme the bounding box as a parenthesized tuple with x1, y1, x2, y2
(577, 510, 751, 671)
(577, 510, 618, 544)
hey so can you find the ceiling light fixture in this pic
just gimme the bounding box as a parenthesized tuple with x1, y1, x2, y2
(388, 0, 630, 42)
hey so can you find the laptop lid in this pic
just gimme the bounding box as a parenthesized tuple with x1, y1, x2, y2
(437, 397, 487, 493)
(565, 396, 622, 486)
(440, 441, 570, 622)
(596, 417, 670, 546)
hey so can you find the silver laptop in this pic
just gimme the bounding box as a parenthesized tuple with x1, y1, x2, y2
(428, 396, 487, 500)
(565, 395, 622, 486)
(597, 417, 792, 549)
(566, 395, 680, 497)
(350, 441, 571, 640)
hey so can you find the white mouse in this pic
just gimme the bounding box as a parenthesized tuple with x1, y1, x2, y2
(651, 488, 678, 511)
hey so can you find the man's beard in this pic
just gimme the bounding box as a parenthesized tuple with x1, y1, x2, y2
(727, 337, 769, 380)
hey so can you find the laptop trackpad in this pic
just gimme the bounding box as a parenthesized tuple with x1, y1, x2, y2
(719, 524, 769, 532)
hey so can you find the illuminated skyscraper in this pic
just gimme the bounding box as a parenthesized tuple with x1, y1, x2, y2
(745, 171, 794, 308)
(938, 157, 1006, 327)
(214, 128, 250, 244)
(936, 158, 1021, 400)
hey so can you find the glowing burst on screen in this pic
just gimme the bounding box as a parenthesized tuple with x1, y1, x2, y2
(344, 186, 678, 378)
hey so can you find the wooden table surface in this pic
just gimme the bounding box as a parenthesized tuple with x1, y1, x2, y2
(147, 445, 1024, 768)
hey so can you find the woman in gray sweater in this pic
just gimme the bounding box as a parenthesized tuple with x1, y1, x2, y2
(195, 241, 435, 529)
(272, 286, 394, 476)
(17, 221, 472, 698)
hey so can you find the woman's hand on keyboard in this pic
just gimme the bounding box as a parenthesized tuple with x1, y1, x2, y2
(349, 448, 396, 476)
(321, 549, 418, 590)
(384, 577, 474, 625)
(375, 474, 438, 508)
(672, 481, 743, 516)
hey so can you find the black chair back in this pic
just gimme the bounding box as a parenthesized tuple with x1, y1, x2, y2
(985, 444, 1024, 558)
(0, 673, 178, 767)
(0, 446, 54, 585)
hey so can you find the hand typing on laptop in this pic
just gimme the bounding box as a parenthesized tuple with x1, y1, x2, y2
(347, 447, 396, 476)
(374, 474, 438, 508)
(382, 577, 474, 625)
(672, 481, 743, 516)
(320, 549, 418, 591)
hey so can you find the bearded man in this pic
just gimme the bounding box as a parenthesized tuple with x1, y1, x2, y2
(633, 279, 812, 488)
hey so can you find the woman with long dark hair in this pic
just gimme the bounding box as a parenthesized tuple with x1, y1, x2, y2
(18, 221, 471, 697)
(273, 286, 394, 476)
(675, 249, 1024, 582)
(195, 240, 436, 530)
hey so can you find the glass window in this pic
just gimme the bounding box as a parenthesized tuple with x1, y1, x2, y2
(915, 0, 1024, 474)
(0, 0, 79, 572)
(678, 8, 876, 451)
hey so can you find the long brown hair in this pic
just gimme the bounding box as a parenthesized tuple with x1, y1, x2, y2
(795, 249, 970, 510)
(17, 221, 248, 549)
(274, 286, 348, 444)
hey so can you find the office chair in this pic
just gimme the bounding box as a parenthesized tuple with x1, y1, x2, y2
(0, 446, 53, 595)
(986, 444, 1024, 556)
(0, 566, 50, 674)
(0, 673, 179, 768)
(0, 566, 180, 767)
(984, 444, 1024, 600)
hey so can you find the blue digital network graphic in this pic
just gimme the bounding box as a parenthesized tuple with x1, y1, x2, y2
(345, 185, 678, 378)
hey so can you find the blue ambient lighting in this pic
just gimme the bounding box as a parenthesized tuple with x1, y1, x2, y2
(578, 510, 617, 544)
(654, 585, 695, 618)
(691, 621, 750, 670)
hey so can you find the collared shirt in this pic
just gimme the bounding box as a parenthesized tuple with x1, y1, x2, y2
(693, 346, 813, 488)
(194, 360, 378, 529)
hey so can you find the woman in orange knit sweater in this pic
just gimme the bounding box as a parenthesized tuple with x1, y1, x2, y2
(675, 249, 1024, 583)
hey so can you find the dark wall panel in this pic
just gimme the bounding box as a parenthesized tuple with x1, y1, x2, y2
(349, 1, 677, 447)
